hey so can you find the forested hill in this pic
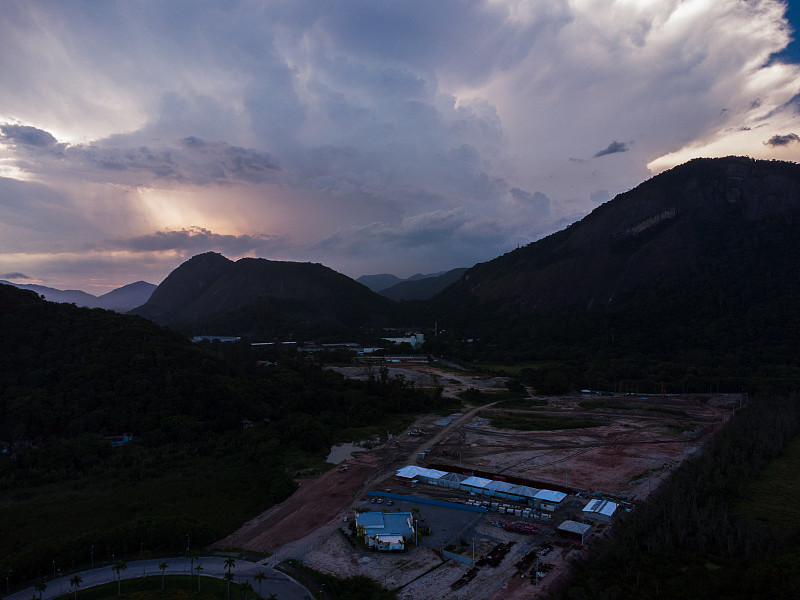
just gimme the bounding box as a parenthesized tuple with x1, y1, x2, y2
(0, 283, 456, 581)
(421, 157, 800, 390)
(0, 283, 268, 443)
(132, 252, 398, 337)
(433, 156, 800, 317)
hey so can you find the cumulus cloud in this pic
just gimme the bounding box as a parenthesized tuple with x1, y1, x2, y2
(510, 188, 550, 217)
(594, 141, 629, 158)
(764, 133, 800, 146)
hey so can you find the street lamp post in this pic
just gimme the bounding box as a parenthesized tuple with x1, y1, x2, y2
(91, 545, 94, 569)
(6, 569, 11, 595)
(53, 561, 56, 580)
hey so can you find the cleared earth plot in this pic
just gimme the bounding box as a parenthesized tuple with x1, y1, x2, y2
(216, 364, 738, 600)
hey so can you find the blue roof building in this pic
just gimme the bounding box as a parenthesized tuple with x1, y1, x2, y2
(356, 511, 415, 551)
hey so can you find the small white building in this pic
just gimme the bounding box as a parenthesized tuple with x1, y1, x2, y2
(382, 333, 424, 349)
(581, 499, 619, 523)
(534, 489, 567, 511)
(557, 520, 592, 545)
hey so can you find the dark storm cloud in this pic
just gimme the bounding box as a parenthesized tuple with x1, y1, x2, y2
(764, 133, 800, 146)
(0, 123, 59, 147)
(1, 272, 31, 279)
(0, 123, 281, 186)
(594, 141, 629, 157)
(510, 188, 551, 216)
(105, 227, 288, 255)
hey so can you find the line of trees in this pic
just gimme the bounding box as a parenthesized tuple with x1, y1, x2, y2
(562, 393, 800, 599)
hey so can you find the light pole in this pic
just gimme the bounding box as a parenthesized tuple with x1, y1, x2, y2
(53, 560, 56, 580)
(91, 545, 94, 569)
(6, 569, 11, 595)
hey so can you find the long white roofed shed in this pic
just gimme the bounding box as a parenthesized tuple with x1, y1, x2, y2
(395, 465, 448, 485)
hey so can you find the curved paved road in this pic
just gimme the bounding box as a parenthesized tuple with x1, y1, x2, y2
(5, 556, 311, 600)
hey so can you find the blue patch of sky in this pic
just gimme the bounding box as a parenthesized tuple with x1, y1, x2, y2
(776, 1, 800, 63)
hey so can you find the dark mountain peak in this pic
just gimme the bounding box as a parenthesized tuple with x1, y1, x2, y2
(132, 253, 395, 334)
(133, 252, 233, 321)
(439, 156, 800, 314)
(379, 267, 468, 301)
(356, 273, 403, 292)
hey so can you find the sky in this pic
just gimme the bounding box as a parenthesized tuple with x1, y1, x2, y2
(2, 1, 800, 293)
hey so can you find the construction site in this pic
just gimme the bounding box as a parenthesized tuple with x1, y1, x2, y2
(216, 363, 738, 600)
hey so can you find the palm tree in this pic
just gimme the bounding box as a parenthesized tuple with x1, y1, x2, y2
(69, 574, 82, 600)
(223, 572, 234, 600)
(194, 563, 203, 592)
(224, 557, 236, 575)
(266, 594, 277, 600)
(112, 560, 127, 596)
(253, 571, 267, 599)
(158, 561, 169, 590)
(34, 581, 46, 600)
(241, 580, 254, 600)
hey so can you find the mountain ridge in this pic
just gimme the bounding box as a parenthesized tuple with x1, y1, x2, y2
(1, 279, 156, 312)
(434, 156, 800, 317)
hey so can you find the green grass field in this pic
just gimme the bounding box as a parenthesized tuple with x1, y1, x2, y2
(0, 451, 293, 579)
(53, 575, 261, 600)
(737, 434, 800, 534)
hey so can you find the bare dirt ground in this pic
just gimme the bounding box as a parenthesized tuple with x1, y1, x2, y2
(215, 364, 739, 599)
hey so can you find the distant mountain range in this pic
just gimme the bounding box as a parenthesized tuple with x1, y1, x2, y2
(0, 279, 156, 312)
(357, 268, 468, 301)
(28, 156, 800, 356)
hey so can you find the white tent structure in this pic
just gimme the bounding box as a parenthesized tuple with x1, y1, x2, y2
(484, 480, 515, 498)
(437, 472, 468, 489)
(460, 475, 492, 495)
(507, 485, 540, 503)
